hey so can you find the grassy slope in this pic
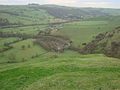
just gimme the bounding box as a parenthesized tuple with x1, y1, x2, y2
(0, 39, 46, 63)
(0, 37, 18, 49)
(0, 52, 120, 90)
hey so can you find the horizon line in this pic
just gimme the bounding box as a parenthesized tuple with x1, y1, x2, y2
(0, 4, 120, 9)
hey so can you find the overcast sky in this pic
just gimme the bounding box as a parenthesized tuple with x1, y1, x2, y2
(0, 0, 120, 8)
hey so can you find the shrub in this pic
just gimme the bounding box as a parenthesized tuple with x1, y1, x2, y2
(21, 45, 25, 50)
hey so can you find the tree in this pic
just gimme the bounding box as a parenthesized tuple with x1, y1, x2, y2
(28, 44, 31, 48)
(21, 45, 25, 50)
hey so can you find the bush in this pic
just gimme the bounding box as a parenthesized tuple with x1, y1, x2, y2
(50, 54, 58, 59)
(8, 54, 16, 61)
(21, 45, 25, 50)
(28, 44, 31, 48)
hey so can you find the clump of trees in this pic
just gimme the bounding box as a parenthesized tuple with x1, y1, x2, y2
(0, 32, 34, 39)
(21, 44, 32, 50)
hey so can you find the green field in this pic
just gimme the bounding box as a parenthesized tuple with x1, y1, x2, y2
(1, 25, 47, 35)
(52, 17, 120, 46)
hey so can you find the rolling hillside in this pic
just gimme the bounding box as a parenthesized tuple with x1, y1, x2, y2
(1, 4, 120, 25)
(0, 4, 120, 90)
(0, 51, 120, 90)
(38, 5, 120, 19)
(0, 5, 54, 25)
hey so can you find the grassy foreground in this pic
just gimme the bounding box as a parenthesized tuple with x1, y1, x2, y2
(0, 52, 120, 90)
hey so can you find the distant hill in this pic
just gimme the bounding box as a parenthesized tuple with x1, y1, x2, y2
(0, 5, 54, 25)
(80, 26, 120, 58)
(37, 5, 120, 19)
(0, 4, 120, 25)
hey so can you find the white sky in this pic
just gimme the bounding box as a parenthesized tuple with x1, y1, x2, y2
(0, 0, 120, 8)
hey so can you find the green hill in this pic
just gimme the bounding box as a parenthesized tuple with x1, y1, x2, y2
(0, 5, 54, 25)
(38, 5, 120, 19)
(1, 5, 120, 25)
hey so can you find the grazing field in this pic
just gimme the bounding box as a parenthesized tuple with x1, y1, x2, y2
(0, 39, 46, 63)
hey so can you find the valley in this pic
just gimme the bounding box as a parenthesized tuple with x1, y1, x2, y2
(0, 4, 120, 90)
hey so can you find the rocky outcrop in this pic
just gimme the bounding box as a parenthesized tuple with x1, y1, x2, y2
(80, 27, 120, 59)
(35, 35, 71, 52)
(80, 33, 106, 54)
(104, 41, 120, 58)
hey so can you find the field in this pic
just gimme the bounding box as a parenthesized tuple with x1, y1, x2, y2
(1, 25, 47, 35)
(0, 5, 120, 90)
